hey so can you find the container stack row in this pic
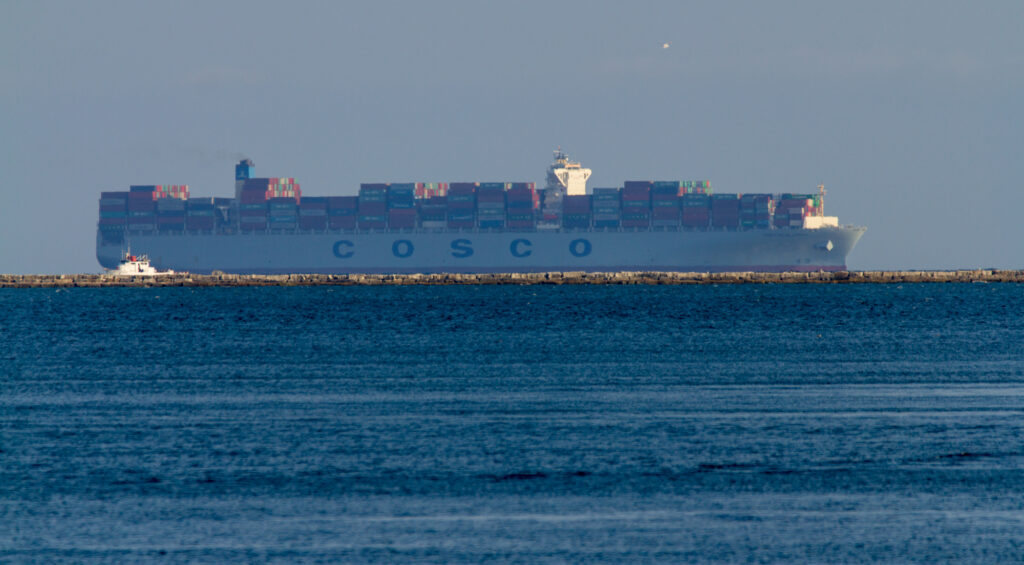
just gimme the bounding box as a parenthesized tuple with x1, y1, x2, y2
(237, 178, 302, 231)
(415, 182, 448, 199)
(774, 194, 820, 229)
(238, 178, 300, 202)
(100, 177, 826, 236)
(593, 188, 621, 228)
(740, 194, 774, 229)
(447, 183, 478, 229)
(184, 197, 232, 231)
(98, 186, 189, 235)
(507, 183, 538, 228)
(621, 182, 652, 228)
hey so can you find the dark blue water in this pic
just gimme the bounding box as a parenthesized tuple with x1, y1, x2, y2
(3, 284, 1024, 563)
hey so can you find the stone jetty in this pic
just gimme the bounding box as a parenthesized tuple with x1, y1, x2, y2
(1, 270, 1022, 287)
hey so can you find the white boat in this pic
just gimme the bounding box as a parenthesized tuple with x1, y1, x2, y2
(106, 249, 174, 276)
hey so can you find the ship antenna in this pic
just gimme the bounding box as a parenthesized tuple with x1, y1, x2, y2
(818, 184, 826, 215)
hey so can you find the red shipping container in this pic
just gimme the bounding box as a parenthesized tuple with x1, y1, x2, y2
(388, 209, 417, 229)
(414, 182, 449, 199)
(327, 196, 358, 210)
(329, 216, 357, 229)
(299, 216, 328, 230)
(240, 189, 267, 204)
(477, 188, 505, 202)
(564, 195, 591, 213)
(507, 187, 537, 208)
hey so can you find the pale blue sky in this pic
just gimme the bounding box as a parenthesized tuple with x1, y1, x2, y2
(2, 1, 1022, 273)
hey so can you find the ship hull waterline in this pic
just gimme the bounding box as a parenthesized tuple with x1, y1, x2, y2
(97, 226, 865, 275)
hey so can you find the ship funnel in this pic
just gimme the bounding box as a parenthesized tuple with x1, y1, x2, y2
(235, 159, 254, 181)
(235, 159, 254, 201)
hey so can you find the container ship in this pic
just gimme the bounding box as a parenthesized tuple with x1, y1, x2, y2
(96, 151, 865, 274)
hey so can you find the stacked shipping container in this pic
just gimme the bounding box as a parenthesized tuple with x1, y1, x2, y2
(239, 178, 300, 202)
(506, 183, 537, 229)
(563, 195, 592, 229)
(414, 182, 448, 199)
(387, 184, 417, 229)
(130, 185, 190, 200)
(328, 196, 358, 229)
(102, 160, 825, 236)
(682, 194, 710, 228)
(98, 191, 129, 242)
(268, 197, 298, 230)
(710, 194, 740, 229)
(420, 196, 447, 228)
(621, 181, 652, 228)
(651, 182, 680, 227)
(477, 183, 506, 229)
(128, 187, 158, 231)
(186, 197, 217, 231)
(592, 188, 621, 228)
(774, 196, 816, 229)
(448, 183, 476, 229)
(156, 197, 185, 232)
(680, 180, 712, 195)
(740, 194, 774, 229)
(238, 183, 268, 231)
(298, 196, 328, 230)
(358, 184, 387, 229)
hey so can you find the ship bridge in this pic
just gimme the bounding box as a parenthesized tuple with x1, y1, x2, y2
(546, 148, 592, 195)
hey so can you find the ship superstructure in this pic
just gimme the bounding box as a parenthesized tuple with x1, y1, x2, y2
(96, 151, 864, 274)
(546, 148, 592, 195)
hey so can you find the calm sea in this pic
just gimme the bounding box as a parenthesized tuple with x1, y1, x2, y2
(3, 284, 1024, 563)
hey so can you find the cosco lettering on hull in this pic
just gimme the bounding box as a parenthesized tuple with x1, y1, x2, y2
(332, 238, 593, 259)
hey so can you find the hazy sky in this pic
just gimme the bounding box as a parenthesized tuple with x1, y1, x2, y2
(2, 1, 1022, 273)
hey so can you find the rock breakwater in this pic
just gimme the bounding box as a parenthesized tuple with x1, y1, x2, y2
(1, 270, 1022, 287)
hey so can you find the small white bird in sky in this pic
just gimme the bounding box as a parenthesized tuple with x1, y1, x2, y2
(662, 42, 671, 49)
